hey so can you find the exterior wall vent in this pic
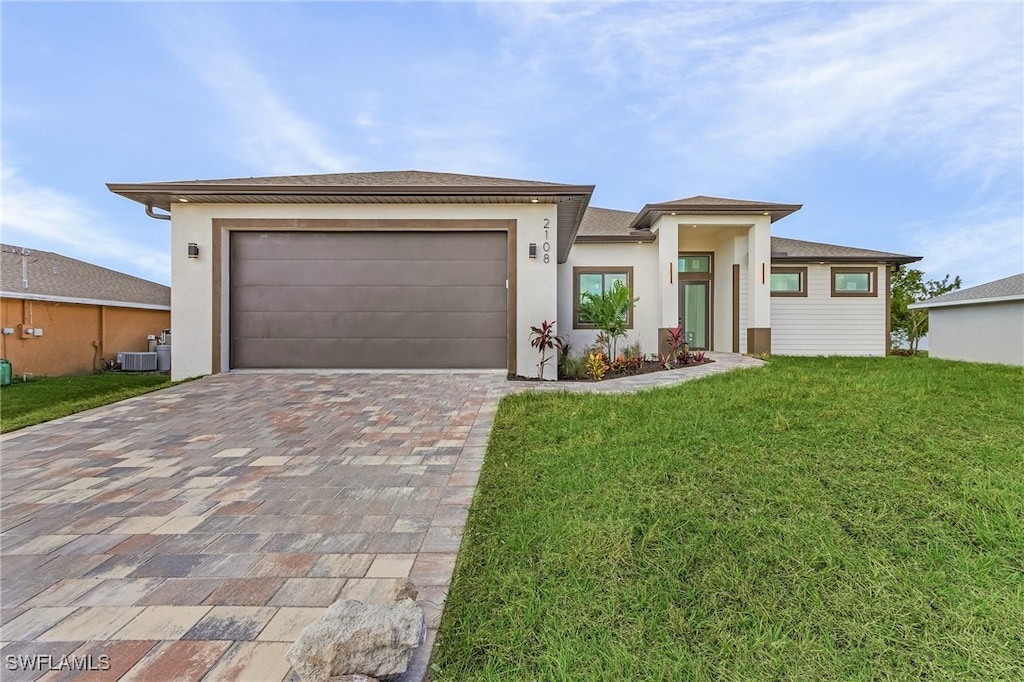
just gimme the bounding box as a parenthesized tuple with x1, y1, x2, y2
(118, 352, 158, 371)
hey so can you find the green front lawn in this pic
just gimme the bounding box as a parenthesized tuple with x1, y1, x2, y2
(434, 356, 1024, 680)
(0, 373, 172, 433)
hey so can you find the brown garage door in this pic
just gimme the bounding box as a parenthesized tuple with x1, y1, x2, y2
(230, 231, 508, 369)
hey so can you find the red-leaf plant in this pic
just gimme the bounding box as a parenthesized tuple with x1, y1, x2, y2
(662, 324, 693, 367)
(529, 320, 565, 379)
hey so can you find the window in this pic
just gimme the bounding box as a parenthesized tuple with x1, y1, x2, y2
(573, 267, 634, 329)
(831, 267, 877, 297)
(770, 267, 807, 297)
(678, 255, 711, 273)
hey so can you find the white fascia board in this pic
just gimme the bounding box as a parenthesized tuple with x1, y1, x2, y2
(909, 294, 1024, 310)
(0, 291, 171, 311)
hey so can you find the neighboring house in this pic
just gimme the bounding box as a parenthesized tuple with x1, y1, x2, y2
(908, 273, 1024, 366)
(107, 171, 919, 381)
(0, 245, 171, 377)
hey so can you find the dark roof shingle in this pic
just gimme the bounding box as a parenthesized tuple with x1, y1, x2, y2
(911, 273, 1024, 308)
(0, 245, 170, 308)
(151, 170, 579, 188)
(575, 207, 920, 263)
(769, 236, 920, 264)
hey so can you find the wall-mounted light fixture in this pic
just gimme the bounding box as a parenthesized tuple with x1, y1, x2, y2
(187, 243, 200, 259)
(528, 243, 537, 259)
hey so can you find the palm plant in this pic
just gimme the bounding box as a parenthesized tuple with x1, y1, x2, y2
(578, 281, 638, 359)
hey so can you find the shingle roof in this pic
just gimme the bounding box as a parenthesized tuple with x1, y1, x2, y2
(662, 195, 793, 208)
(575, 207, 920, 263)
(770, 236, 920, 264)
(150, 170, 578, 188)
(910, 273, 1024, 309)
(577, 207, 649, 240)
(0, 244, 170, 309)
(629, 195, 803, 229)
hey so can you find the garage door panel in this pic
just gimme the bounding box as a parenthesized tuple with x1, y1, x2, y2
(233, 311, 508, 340)
(231, 231, 508, 369)
(233, 285, 507, 314)
(231, 258, 506, 288)
(235, 231, 506, 262)
(233, 337, 507, 369)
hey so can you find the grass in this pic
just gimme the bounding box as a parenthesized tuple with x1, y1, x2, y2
(0, 372, 172, 433)
(433, 356, 1024, 681)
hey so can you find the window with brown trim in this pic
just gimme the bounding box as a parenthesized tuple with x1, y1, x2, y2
(770, 267, 808, 297)
(831, 267, 877, 297)
(572, 267, 634, 329)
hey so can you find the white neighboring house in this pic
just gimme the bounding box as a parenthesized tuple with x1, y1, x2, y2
(107, 170, 921, 381)
(908, 273, 1024, 366)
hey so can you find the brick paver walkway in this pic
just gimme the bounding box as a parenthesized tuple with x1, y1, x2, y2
(0, 353, 762, 681)
(1, 372, 507, 681)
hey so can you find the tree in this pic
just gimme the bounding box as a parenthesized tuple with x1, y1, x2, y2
(890, 267, 961, 354)
(578, 280, 638, 359)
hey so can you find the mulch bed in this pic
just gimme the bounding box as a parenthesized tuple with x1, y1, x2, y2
(513, 357, 714, 382)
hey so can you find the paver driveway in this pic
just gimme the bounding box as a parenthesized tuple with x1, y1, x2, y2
(0, 372, 509, 681)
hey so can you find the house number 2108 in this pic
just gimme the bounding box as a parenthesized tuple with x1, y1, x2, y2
(541, 218, 552, 263)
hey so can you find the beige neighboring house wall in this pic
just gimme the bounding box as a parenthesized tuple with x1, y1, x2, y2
(910, 273, 1024, 366)
(0, 245, 170, 377)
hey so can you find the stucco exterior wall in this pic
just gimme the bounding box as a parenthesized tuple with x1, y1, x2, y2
(170, 202, 559, 381)
(675, 225, 755, 352)
(771, 264, 888, 356)
(0, 297, 170, 377)
(927, 300, 1024, 366)
(558, 242, 660, 358)
(649, 216, 769, 353)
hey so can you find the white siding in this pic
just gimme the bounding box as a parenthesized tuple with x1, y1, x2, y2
(772, 264, 887, 356)
(928, 301, 1024, 366)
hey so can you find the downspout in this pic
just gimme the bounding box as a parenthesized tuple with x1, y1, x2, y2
(146, 203, 172, 221)
(98, 305, 107, 370)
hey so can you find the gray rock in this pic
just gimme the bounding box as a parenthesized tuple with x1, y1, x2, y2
(286, 596, 425, 682)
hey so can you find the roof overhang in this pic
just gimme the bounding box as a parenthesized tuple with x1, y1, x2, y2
(107, 181, 595, 263)
(771, 254, 923, 265)
(629, 200, 802, 230)
(909, 294, 1024, 310)
(0, 291, 170, 310)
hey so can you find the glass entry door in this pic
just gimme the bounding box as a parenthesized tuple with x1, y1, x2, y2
(679, 281, 710, 349)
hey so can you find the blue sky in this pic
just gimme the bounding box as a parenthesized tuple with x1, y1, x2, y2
(3, 2, 1022, 288)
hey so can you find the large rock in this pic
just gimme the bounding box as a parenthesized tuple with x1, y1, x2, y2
(286, 587, 426, 682)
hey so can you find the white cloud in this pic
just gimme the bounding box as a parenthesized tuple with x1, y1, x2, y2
(905, 207, 1024, 287)
(486, 3, 1023, 183)
(157, 14, 352, 175)
(0, 164, 169, 284)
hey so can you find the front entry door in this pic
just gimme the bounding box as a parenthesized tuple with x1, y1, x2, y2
(679, 281, 710, 350)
